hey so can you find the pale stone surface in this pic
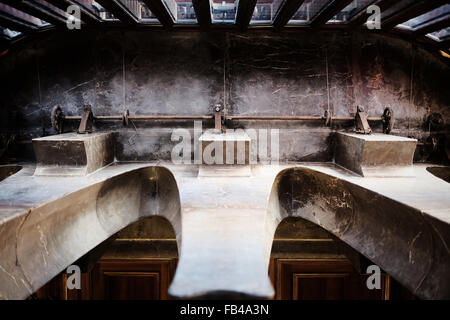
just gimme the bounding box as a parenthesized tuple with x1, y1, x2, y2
(0, 162, 449, 300)
(335, 132, 417, 177)
(33, 132, 114, 176)
(199, 131, 251, 165)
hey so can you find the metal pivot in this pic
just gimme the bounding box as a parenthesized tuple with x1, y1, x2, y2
(51, 105, 64, 134)
(78, 105, 94, 134)
(214, 104, 223, 132)
(382, 107, 395, 134)
(122, 109, 129, 126)
(355, 106, 372, 134)
(324, 110, 332, 127)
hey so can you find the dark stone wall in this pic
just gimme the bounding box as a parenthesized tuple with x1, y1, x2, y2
(0, 30, 448, 163)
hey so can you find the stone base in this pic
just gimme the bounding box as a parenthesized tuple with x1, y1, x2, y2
(33, 132, 114, 176)
(335, 132, 417, 177)
(198, 165, 252, 177)
(199, 130, 251, 165)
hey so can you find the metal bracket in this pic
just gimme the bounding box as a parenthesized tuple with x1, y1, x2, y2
(324, 110, 332, 127)
(77, 105, 94, 134)
(355, 106, 372, 134)
(122, 109, 129, 127)
(51, 105, 64, 134)
(382, 107, 395, 134)
(214, 104, 223, 132)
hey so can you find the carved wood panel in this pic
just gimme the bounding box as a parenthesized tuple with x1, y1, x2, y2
(269, 258, 389, 300)
(91, 259, 177, 300)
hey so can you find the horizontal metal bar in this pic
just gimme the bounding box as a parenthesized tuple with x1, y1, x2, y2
(128, 115, 214, 120)
(63, 115, 214, 120)
(226, 115, 325, 120)
(63, 115, 383, 121)
(225, 115, 382, 121)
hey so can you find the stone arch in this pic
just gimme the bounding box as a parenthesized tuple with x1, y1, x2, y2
(2, 166, 181, 299)
(266, 167, 450, 300)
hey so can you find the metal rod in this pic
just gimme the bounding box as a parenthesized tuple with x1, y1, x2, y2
(225, 115, 383, 121)
(226, 115, 325, 120)
(63, 115, 214, 120)
(129, 115, 214, 120)
(62, 115, 383, 121)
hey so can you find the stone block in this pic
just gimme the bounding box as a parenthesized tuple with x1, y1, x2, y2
(335, 132, 417, 177)
(199, 130, 251, 165)
(33, 132, 114, 176)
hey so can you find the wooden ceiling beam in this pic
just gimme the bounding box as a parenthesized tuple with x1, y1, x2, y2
(273, 0, 306, 29)
(236, 0, 257, 30)
(140, 0, 174, 29)
(381, 0, 446, 30)
(413, 15, 450, 36)
(0, 0, 67, 26)
(192, 0, 211, 29)
(0, 12, 37, 33)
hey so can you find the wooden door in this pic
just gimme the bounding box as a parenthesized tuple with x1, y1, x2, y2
(269, 258, 389, 300)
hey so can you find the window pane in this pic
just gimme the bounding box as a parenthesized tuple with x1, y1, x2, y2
(288, 0, 330, 25)
(162, 0, 197, 23)
(0, 27, 21, 39)
(73, 0, 117, 20)
(117, 0, 159, 22)
(139, 2, 158, 21)
(0, 3, 49, 26)
(328, 0, 376, 24)
(427, 27, 450, 42)
(399, 4, 450, 30)
(250, 0, 283, 24)
(211, 0, 238, 23)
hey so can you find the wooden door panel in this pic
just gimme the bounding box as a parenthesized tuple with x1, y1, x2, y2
(293, 273, 350, 300)
(272, 258, 387, 300)
(91, 259, 177, 300)
(103, 272, 160, 300)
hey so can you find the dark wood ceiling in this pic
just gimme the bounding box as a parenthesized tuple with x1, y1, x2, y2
(0, 0, 449, 55)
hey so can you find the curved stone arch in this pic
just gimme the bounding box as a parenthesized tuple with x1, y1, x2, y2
(266, 167, 450, 300)
(3, 166, 181, 300)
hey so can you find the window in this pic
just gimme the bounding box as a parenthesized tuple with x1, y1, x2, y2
(250, 0, 284, 24)
(288, 0, 329, 25)
(328, 0, 377, 24)
(72, 0, 117, 20)
(427, 27, 450, 42)
(118, 0, 158, 22)
(211, 0, 238, 24)
(398, 4, 450, 30)
(0, 27, 21, 39)
(162, 0, 197, 23)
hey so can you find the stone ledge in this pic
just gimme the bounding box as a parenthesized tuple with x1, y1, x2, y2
(199, 131, 251, 165)
(32, 132, 114, 176)
(335, 132, 417, 177)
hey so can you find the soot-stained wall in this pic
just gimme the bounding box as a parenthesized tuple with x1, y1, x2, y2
(0, 30, 448, 163)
